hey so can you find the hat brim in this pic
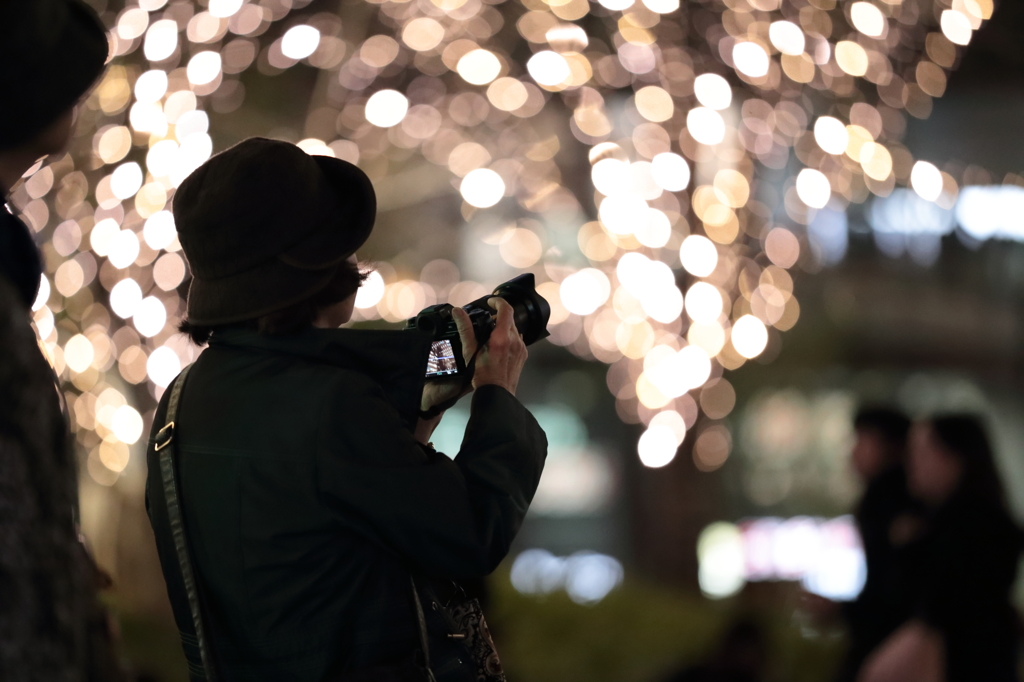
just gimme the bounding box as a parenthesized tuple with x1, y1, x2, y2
(277, 156, 377, 270)
(184, 258, 335, 326)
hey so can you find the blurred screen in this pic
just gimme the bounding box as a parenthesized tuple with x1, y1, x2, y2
(426, 339, 458, 378)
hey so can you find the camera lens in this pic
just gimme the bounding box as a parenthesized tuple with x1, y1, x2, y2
(490, 274, 551, 345)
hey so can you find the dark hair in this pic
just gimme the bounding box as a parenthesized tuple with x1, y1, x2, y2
(854, 406, 911, 462)
(929, 414, 1007, 507)
(179, 260, 369, 345)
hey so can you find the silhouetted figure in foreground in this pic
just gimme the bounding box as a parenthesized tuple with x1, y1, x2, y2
(0, 1, 124, 679)
(836, 407, 919, 682)
(663, 619, 767, 682)
(860, 415, 1023, 682)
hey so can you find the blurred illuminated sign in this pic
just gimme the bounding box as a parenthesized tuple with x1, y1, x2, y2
(809, 186, 1024, 267)
(698, 516, 866, 601)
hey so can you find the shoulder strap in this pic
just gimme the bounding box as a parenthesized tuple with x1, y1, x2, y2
(154, 365, 218, 681)
(410, 577, 438, 682)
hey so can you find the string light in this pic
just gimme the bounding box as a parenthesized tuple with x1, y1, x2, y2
(18, 0, 993, 486)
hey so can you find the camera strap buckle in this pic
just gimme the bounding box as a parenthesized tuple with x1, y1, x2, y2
(154, 421, 175, 452)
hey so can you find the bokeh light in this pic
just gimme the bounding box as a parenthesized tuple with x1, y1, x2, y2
(693, 74, 731, 111)
(20, 0, 992, 510)
(796, 169, 832, 209)
(281, 25, 320, 60)
(365, 90, 409, 128)
(680, 236, 718, 278)
(460, 168, 505, 208)
(769, 21, 805, 56)
(911, 161, 944, 202)
(637, 425, 678, 468)
(731, 315, 769, 359)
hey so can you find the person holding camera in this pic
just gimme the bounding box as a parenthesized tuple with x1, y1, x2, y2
(145, 137, 547, 681)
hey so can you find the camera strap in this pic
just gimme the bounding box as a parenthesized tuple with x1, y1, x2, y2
(154, 364, 220, 682)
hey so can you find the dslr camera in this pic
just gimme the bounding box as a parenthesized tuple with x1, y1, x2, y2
(407, 273, 551, 380)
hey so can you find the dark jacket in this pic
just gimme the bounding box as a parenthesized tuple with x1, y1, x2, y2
(838, 466, 920, 681)
(901, 493, 1022, 682)
(145, 327, 547, 681)
(1, 208, 124, 680)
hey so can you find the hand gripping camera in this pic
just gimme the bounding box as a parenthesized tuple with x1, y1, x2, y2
(407, 273, 551, 380)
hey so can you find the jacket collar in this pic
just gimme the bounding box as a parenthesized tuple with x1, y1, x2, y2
(208, 326, 433, 428)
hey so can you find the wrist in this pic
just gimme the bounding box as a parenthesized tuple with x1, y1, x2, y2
(472, 379, 515, 395)
(413, 413, 443, 444)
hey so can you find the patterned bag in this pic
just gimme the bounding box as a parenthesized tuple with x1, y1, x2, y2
(446, 598, 505, 682)
(412, 579, 505, 682)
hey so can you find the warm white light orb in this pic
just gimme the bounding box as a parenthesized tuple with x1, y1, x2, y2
(90, 219, 121, 257)
(457, 49, 502, 85)
(680, 235, 718, 277)
(560, 269, 611, 316)
(796, 168, 831, 209)
(651, 153, 690, 192)
(176, 110, 209, 141)
(527, 51, 571, 87)
(597, 0, 634, 11)
(642, 0, 678, 13)
(187, 51, 222, 86)
(64, 334, 94, 373)
(731, 315, 769, 358)
(911, 161, 944, 202)
(814, 116, 849, 155)
(687, 107, 726, 146)
(111, 162, 143, 200)
(598, 194, 648, 235)
(460, 168, 505, 208)
(693, 74, 732, 110)
(108, 230, 140, 269)
(769, 21, 805, 56)
(134, 70, 168, 104)
(144, 19, 179, 62)
(281, 25, 321, 60)
(733, 42, 770, 78)
(147, 346, 181, 388)
(850, 2, 886, 38)
(143, 211, 177, 250)
(941, 9, 973, 45)
(208, 0, 243, 18)
(134, 296, 167, 337)
(637, 425, 679, 468)
(365, 90, 409, 128)
(112, 405, 144, 445)
(591, 158, 631, 196)
(649, 410, 687, 445)
(685, 282, 724, 323)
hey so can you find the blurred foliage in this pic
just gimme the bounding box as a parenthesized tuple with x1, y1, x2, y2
(107, 570, 847, 682)
(488, 571, 846, 682)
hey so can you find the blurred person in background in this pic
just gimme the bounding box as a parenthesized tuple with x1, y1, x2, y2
(859, 414, 1023, 682)
(147, 138, 547, 681)
(0, 0, 125, 679)
(833, 407, 918, 682)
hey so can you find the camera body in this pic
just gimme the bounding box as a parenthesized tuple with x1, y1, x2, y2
(408, 273, 551, 380)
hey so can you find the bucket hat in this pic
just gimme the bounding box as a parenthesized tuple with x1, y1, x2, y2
(173, 138, 376, 325)
(0, 0, 108, 150)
